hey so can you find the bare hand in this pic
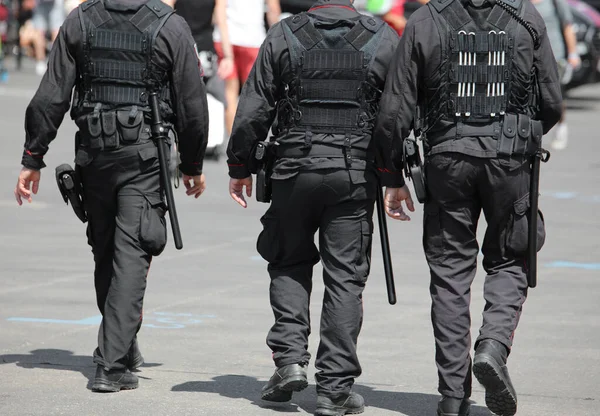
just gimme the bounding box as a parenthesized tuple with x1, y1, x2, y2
(15, 167, 41, 206)
(385, 185, 415, 221)
(568, 54, 581, 70)
(217, 57, 234, 80)
(183, 174, 206, 198)
(229, 177, 253, 208)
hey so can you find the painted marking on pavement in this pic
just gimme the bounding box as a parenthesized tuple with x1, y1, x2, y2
(545, 261, 600, 271)
(7, 312, 216, 329)
(545, 192, 600, 204)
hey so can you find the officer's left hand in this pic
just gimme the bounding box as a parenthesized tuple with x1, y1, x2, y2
(14, 167, 41, 206)
(384, 185, 415, 221)
(183, 174, 206, 198)
(229, 176, 253, 208)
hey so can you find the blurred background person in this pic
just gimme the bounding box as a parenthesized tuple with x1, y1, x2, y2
(174, 0, 233, 129)
(31, 0, 65, 75)
(532, 0, 581, 150)
(213, 0, 281, 134)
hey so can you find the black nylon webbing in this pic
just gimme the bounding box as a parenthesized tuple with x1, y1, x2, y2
(441, 0, 471, 30)
(344, 23, 375, 51)
(130, 5, 158, 33)
(91, 60, 146, 81)
(487, 4, 512, 30)
(90, 29, 144, 52)
(90, 84, 146, 105)
(298, 105, 359, 129)
(300, 79, 361, 102)
(302, 50, 363, 71)
(294, 22, 323, 51)
(86, 1, 112, 28)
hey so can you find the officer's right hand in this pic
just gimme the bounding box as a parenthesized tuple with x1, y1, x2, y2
(385, 185, 415, 221)
(229, 177, 253, 208)
(14, 167, 41, 206)
(183, 174, 206, 198)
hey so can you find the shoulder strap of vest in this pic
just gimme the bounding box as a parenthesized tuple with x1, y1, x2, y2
(428, 0, 471, 30)
(80, 0, 112, 28)
(130, 0, 173, 33)
(487, 0, 524, 31)
(283, 13, 323, 51)
(344, 16, 384, 51)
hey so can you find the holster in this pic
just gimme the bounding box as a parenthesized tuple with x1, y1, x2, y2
(403, 138, 427, 204)
(252, 141, 276, 203)
(55, 163, 87, 223)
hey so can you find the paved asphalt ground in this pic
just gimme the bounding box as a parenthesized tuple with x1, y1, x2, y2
(0, 59, 598, 416)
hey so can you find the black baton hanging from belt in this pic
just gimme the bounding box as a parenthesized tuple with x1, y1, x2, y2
(376, 184, 397, 305)
(149, 92, 183, 250)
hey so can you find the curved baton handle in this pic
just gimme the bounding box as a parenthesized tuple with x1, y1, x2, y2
(149, 92, 183, 250)
(376, 184, 397, 305)
(527, 148, 549, 288)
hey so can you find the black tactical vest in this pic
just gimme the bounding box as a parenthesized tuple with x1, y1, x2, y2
(423, 0, 540, 142)
(277, 13, 386, 156)
(71, 0, 173, 150)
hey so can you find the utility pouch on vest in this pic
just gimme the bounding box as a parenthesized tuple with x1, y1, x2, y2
(117, 108, 144, 143)
(101, 111, 118, 149)
(498, 113, 517, 156)
(86, 113, 103, 150)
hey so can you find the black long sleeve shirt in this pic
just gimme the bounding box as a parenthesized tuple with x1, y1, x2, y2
(226, 0, 405, 187)
(373, 0, 563, 170)
(22, 0, 209, 176)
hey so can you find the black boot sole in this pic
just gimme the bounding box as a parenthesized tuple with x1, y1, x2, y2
(314, 404, 365, 416)
(91, 380, 139, 393)
(261, 375, 308, 402)
(473, 356, 517, 416)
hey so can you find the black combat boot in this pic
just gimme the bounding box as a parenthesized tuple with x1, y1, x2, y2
(315, 392, 364, 416)
(473, 339, 517, 416)
(437, 396, 471, 416)
(91, 365, 139, 393)
(261, 363, 308, 402)
(127, 338, 144, 371)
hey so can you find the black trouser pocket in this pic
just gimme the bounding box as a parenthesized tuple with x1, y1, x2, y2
(139, 193, 167, 256)
(257, 211, 280, 264)
(503, 192, 546, 256)
(354, 219, 373, 283)
(423, 203, 445, 264)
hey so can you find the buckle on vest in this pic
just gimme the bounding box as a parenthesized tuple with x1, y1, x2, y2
(343, 133, 352, 166)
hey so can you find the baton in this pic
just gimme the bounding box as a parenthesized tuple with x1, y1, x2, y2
(149, 92, 183, 250)
(527, 148, 549, 288)
(376, 184, 397, 305)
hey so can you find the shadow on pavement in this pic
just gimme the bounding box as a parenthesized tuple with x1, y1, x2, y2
(171, 375, 491, 415)
(0, 349, 162, 390)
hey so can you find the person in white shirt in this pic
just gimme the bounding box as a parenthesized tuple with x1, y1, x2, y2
(214, 0, 281, 133)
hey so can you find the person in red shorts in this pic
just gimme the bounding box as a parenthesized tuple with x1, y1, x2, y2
(214, 0, 281, 133)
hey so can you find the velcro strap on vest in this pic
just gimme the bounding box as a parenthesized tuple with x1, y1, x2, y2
(344, 17, 382, 51)
(277, 143, 372, 160)
(82, 0, 112, 27)
(302, 49, 364, 71)
(91, 60, 146, 81)
(90, 84, 148, 105)
(300, 79, 362, 103)
(286, 14, 323, 50)
(131, 0, 171, 33)
(297, 105, 359, 130)
(433, 0, 471, 30)
(90, 29, 145, 52)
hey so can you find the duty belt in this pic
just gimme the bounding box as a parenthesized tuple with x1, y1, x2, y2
(277, 143, 373, 162)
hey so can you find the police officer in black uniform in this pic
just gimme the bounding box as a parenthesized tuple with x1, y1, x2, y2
(374, 0, 562, 415)
(14, 0, 208, 392)
(226, 1, 405, 414)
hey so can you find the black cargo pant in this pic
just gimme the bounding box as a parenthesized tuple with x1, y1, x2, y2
(258, 169, 376, 398)
(424, 152, 542, 399)
(78, 141, 167, 371)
